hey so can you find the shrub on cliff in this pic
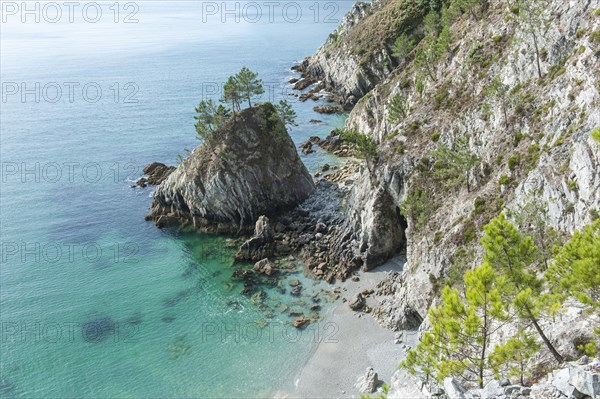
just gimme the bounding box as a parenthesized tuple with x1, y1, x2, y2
(431, 136, 480, 192)
(275, 100, 298, 128)
(591, 127, 600, 143)
(401, 187, 438, 231)
(335, 129, 379, 172)
(194, 99, 230, 143)
(388, 93, 409, 123)
(402, 215, 600, 386)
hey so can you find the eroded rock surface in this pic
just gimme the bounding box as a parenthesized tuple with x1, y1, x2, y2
(147, 103, 315, 233)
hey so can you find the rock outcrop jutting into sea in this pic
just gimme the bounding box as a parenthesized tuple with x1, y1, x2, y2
(147, 103, 315, 233)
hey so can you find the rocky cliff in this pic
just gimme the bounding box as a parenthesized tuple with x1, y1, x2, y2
(147, 103, 315, 234)
(294, 0, 427, 108)
(300, 0, 600, 333)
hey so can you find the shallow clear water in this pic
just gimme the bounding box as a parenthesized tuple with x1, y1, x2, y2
(0, 2, 351, 397)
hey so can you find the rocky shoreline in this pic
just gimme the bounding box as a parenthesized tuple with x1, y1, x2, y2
(138, 0, 600, 395)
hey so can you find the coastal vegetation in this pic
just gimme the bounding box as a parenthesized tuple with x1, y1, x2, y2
(275, 100, 298, 128)
(333, 128, 379, 173)
(401, 215, 600, 387)
(194, 68, 297, 143)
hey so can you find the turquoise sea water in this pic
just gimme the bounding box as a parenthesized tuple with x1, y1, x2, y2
(0, 2, 352, 397)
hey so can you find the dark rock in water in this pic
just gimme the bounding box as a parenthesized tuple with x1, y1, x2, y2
(314, 105, 344, 114)
(147, 103, 315, 234)
(309, 119, 324, 124)
(293, 316, 310, 328)
(236, 216, 275, 262)
(82, 316, 116, 342)
(299, 93, 320, 102)
(293, 77, 317, 90)
(136, 162, 175, 187)
(300, 140, 314, 155)
(226, 300, 244, 311)
(161, 315, 176, 323)
(291, 286, 303, 297)
(288, 77, 299, 84)
(253, 258, 277, 276)
(289, 279, 301, 287)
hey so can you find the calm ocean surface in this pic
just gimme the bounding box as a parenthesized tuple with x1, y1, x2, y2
(0, 2, 352, 397)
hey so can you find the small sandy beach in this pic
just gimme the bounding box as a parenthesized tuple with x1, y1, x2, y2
(277, 257, 417, 399)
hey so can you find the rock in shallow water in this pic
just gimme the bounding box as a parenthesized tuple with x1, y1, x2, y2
(147, 103, 315, 234)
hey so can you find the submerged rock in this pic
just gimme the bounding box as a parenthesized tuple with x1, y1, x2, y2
(147, 103, 315, 234)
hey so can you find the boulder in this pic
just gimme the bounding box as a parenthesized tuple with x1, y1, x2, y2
(300, 140, 314, 155)
(236, 216, 275, 261)
(253, 258, 276, 276)
(348, 293, 365, 311)
(355, 367, 379, 394)
(387, 369, 428, 398)
(292, 316, 310, 328)
(481, 380, 504, 399)
(443, 378, 474, 399)
(148, 103, 315, 234)
(551, 368, 580, 398)
(569, 363, 600, 398)
(314, 105, 344, 114)
(293, 77, 317, 90)
(136, 162, 176, 187)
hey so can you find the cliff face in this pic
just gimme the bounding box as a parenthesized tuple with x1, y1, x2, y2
(296, 0, 427, 107)
(306, 0, 600, 329)
(148, 103, 315, 234)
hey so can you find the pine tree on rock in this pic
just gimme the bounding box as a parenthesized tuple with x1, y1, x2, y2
(235, 67, 264, 107)
(482, 213, 564, 363)
(547, 220, 600, 307)
(490, 329, 541, 385)
(275, 100, 298, 127)
(401, 262, 508, 388)
(222, 76, 242, 112)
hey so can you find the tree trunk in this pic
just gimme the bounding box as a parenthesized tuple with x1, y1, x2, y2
(466, 171, 471, 193)
(528, 308, 564, 363)
(480, 295, 488, 389)
(532, 31, 542, 79)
